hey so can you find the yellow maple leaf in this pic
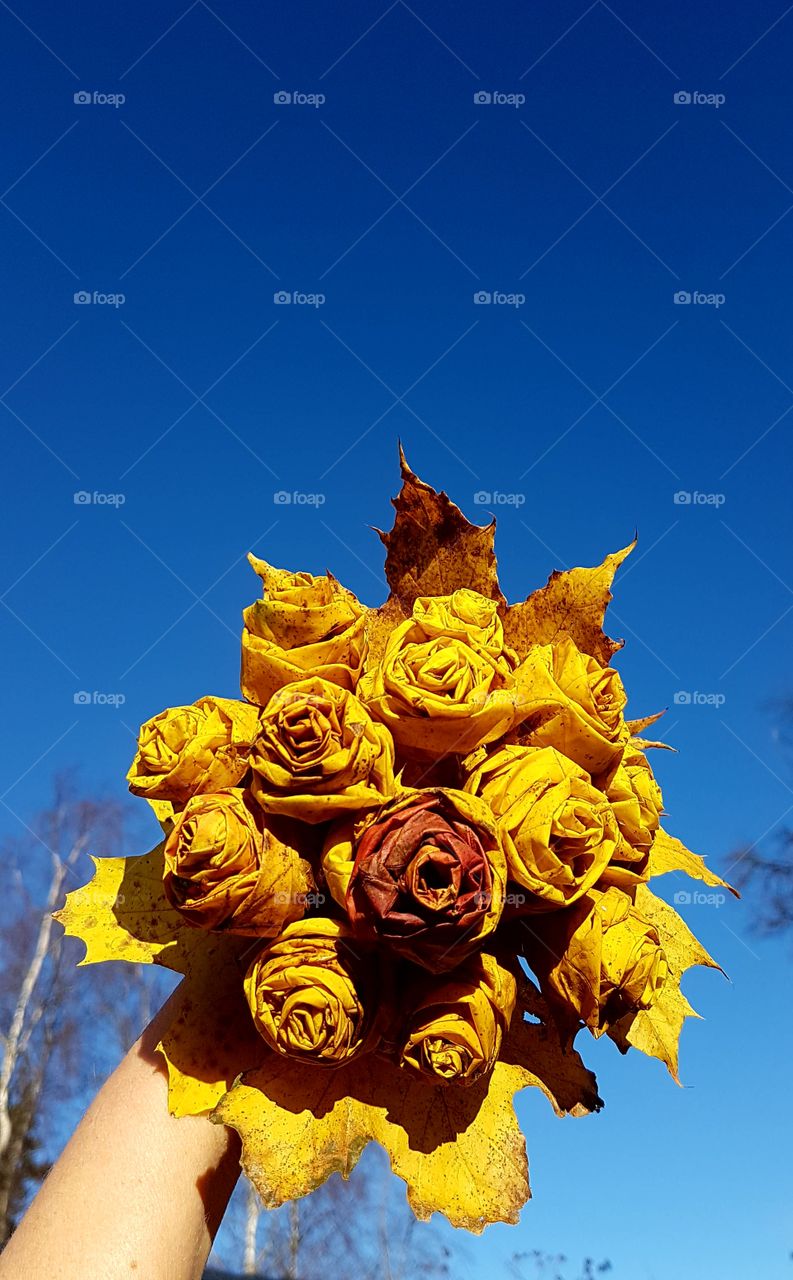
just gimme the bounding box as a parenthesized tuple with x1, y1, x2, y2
(212, 973, 600, 1233)
(503, 541, 635, 665)
(607, 884, 723, 1081)
(647, 829, 737, 896)
(54, 843, 197, 973)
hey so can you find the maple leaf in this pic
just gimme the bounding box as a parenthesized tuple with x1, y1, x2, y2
(212, 972, 600, 1233)
(54, 843, 197, 973)
(647, 829, 738, 897)
(607, 884, 723, 1081)
(376, 447, 505, 611)
(503, 541, 635, 665)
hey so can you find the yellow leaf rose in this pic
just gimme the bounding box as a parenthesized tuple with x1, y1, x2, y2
(163, 788, 315, 935)
(243, 917, 379, 1066)
(607, 745, 663, 851)
(466, 745, 621, 910)
(249, 676, 396, 823)
(598, 745, 663, 888)
(513, 633, 628, 773)
(241, 557, 367, 706)
(359, 589, 527, 758)
(399, 951, 516, 1086)
(523, 885, 669, 1036)
(127, 696, 260, 804)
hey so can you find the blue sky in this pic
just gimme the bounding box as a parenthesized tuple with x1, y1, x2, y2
(1, 2, 792, 1276)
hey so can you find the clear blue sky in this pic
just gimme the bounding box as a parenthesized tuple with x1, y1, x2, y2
(2, 2, 792, 1276)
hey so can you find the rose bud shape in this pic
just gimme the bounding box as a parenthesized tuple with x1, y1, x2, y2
(243, 918, 378, 1066)
(513, 634, 628, 773)
(322, 789, 507, 972)
(241, 557, 367, 707)
(163, 788, 315, 935)
(465, 745, 622, 910)
(358, 589, 528, 758)
(399, 952, 516, 1087)
(249, 676, 396, 823)
(523, 885, 669, 1037)
(127, 696, 260, 805)
(598, 746, 663, 889)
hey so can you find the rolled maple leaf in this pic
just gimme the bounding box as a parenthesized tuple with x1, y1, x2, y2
(358, 589, 527, 758)
(243, 918, 378, 1066)
(249, 676, 396, 823)
(465, 744, 621, 910)
(523, 885, 669, 1036)
(399, 951, 516, 1086)
(163, 788, 315, 935)
(322, 788, 507, 972)
(606, 747, 665, 875)
(241, 557, 367, 706)
(513, 634, 628, 773)
(127, 695, 260, 804)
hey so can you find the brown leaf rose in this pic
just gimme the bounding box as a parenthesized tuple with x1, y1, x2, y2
(163, 788, 315, 935)
(322, 789, 507, 972)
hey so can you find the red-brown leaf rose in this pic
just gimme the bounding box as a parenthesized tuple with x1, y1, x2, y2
(322, 789, 506, 972)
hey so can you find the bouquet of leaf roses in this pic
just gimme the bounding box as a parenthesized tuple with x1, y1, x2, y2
(58, 453, 733, 1231)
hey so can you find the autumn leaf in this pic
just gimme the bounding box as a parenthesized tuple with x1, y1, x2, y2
(213, 972, 600, 1233)
(608, 884, 723, 1081)
(503, 540, 635, 665)
(376, 446, 505, 612)
(647, 829, 737, 896)
(54, 843, 198, 973)
(157, 936, 265, 1117)
(627, 710, 666, 736)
